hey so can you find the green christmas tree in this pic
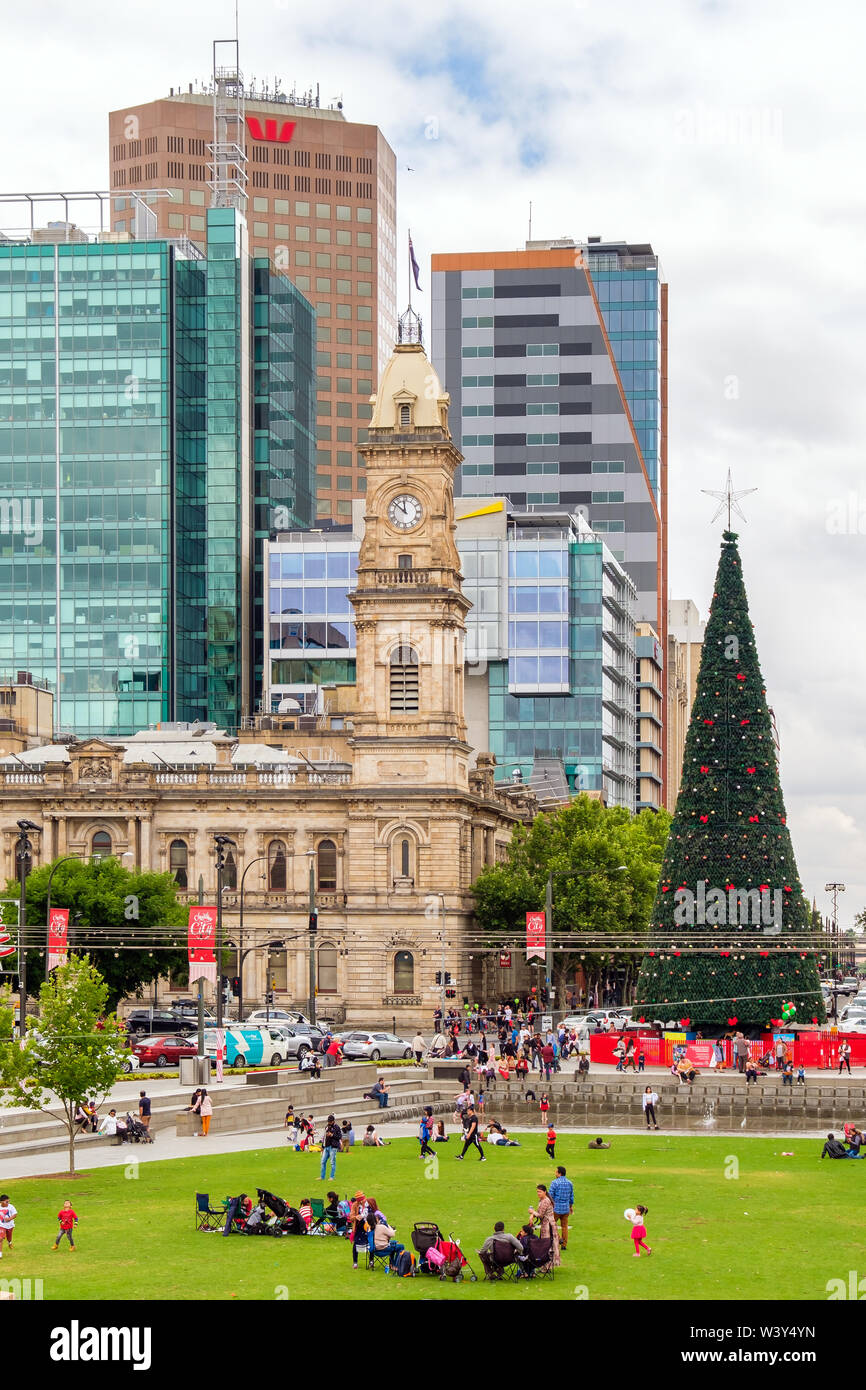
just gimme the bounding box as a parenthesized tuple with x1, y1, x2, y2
(634, 530, 825, 1030)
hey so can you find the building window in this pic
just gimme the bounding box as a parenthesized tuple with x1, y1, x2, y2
(394, 950, 415, 994)
(91, 830, 112, 861)
(399, 403, 411, 428)
(318, 944, 338, 993)
(397, 553, 413, 570)
(267, 948, 287, 992)
(169, 839, 188, 890)
(268, 839, 287, 892)
(390, 645, 419, 712)
(317, 839, 337, 892)
(401, 838, 410, 877)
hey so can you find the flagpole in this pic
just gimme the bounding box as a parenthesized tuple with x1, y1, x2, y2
(408, 229, 412, 312)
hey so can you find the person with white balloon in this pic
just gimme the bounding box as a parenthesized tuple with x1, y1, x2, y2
(626, 1204, 652, 1257)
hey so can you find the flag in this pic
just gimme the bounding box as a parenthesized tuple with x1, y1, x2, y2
(409, 232, 421, 292)
(188, 906, 218, 985)
(215, 1028, 225, 1082)
(47, 908, 69, 972)
(526, 911, 546, 962)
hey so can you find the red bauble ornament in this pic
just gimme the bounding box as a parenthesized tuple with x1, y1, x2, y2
(700, 766, 710, 773)
(736, 673, 746, 682)
(746, 767, 756, 774)
(740, 718, 750, 726)
(700, 815, 709, 823)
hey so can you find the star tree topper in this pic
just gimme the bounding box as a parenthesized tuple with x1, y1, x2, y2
(701, 469, 757, 527)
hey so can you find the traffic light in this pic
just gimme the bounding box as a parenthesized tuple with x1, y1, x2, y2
(444, 972, 452, 985)
(231, 977, 240, 997)
(265, 990, 274, 1005)
(445, 988, 456, 999)
(435, 971, 442, 985)
(308, 910, 318, 932)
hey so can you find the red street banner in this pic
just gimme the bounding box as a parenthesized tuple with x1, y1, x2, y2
(526, 911, 546, 962)
(499, 951, 512, 968)
(188, 906, 218, 985)
(47, 908, 69, 972)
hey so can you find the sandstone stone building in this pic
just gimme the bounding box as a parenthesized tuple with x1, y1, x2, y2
(0, 334, 533, 1026)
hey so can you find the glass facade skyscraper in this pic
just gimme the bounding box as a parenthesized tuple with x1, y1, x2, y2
(0, 201, 315, 736)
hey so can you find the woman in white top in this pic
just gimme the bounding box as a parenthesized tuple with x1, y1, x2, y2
(642, 1086, 660, 1129)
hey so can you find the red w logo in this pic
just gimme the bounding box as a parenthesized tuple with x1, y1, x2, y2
(0, 928, 14, 960)
(246, 117, 296, 144)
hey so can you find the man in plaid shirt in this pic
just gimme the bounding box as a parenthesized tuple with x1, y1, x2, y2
(549, 1166, 574, 1250)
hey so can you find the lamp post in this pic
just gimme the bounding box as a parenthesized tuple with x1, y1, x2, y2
(213, 835, 236, 1032)
(45, 854, 84, 959)
(545, 864, 628, 1012)
(236, 855, 268, 1025)
(306, 849, 317, 1024)
(15, 820, 39, 1037)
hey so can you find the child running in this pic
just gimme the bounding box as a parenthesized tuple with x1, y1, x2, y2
(631, 1204, 652, 1257)
(0, 1194, 16, 1256)
(53, 1200, 78, 1252)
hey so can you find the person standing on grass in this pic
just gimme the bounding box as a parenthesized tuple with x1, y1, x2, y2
(545, 1124, 557, 1160)
(630, 1204, 652, 1257)
(320, 1114, 342, 1181)
(419, 1106, 435, 1158)
(642, 1086, 660, 1130)
(193, 1089, 212, 1136)
(455, 1104, 486, 1162)
(53, 1200, 78, 1252)
(548, 1167, 573, 1250)
(0, 1194, 16, 1257)
(138, 1091, 151, 1132)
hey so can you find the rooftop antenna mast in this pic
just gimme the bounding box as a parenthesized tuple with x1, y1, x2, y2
(207, 37, 248, 211)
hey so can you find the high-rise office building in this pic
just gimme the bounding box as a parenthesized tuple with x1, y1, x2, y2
(108, 71, 397, 523)
(430, 235, 668, 799)
(0, 195, 315, 736)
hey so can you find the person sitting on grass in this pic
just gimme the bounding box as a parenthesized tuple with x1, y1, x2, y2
(433, 1120, 448, 1142)
(821, 1132, 858, 1158)
(587, 1136, 611, 1150)
(477, 1221, 527, 1280)
(324, 1191, 347, 1234)
(363, 1125, 387, 1147)
(341, 1119, 355, 1150)
(298, 1198, 314, 1230)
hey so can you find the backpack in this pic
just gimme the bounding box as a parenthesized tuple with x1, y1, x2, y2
(393, 1249, 416, 1278)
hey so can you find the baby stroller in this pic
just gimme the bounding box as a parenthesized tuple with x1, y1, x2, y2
(257, 1189, 305, 1236)
(411, 1222, 445, 1274)
(432, 1233, 478, 1283)
(124, 1112, 154, 1143)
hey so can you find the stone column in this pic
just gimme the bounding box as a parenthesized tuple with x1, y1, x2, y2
(139, 816, 152, 871)
(126, 816, 138, 867)
(56, 815, 68, 857)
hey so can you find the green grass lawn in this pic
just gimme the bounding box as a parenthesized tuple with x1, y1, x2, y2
(2, 1133, 863, 1301)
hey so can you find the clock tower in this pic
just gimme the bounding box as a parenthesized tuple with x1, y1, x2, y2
(349, 328, 471, 791)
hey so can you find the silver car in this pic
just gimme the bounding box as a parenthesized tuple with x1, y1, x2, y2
(341, 1030, 413, 1061)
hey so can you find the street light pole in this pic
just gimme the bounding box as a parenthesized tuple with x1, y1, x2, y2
(15, 820, 39, 1037)
(45, 855, 83, 956)
(213, 835, 236, 1033)
(307, 850, 317, 1024)
(238, 855, 267, 1026)
(825, 883, 845, 978)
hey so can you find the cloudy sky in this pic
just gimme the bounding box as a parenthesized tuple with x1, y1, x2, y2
(4, 0, 866, 926)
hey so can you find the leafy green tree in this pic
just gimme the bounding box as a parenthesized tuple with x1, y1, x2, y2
(7, 857, 188, 1012)
(0, 956, 128, 1173)
(634, 531, 825, 1029)
(473, 795, 670, 1004)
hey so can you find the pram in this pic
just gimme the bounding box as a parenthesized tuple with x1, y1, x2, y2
(257, 1188, 306, 1236)
(124, 1112, 154, 1143)
(431, 1233, 478, 1283)
(411, 1222, 445, 1274)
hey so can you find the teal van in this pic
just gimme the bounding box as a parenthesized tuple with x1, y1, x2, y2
(203, 1025, 291, 1069)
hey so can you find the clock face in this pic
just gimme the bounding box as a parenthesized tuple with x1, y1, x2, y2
(387, 494, 423, 530)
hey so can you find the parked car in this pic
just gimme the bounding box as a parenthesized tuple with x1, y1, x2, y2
(268, 1024, 328, 1058)
(244, 1009, 313, 1027)
(340, 1030, 413, 1061)
(125, 1010, 193, 1038)
(131, 1034, 199, 1069)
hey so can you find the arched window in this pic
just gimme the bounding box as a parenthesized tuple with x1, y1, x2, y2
(317, 839, 337, 892)
(390, 644, 419, 712)
(399, 402, 411, 428)
(169, 839, 188, 889)
(224, 848, 237, 890)
(394, 950, 415, 994)
(318, 944, 338, 994)
(91, 830, 112, 861)
(400, 838, 410, 878)
(268, 839, 287, 892)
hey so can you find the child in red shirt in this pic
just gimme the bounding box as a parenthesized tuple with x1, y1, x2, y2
(539, 1092, 550, 1125)
(545, 1125, 557, 1160)
(53, 1200, 78, 1251)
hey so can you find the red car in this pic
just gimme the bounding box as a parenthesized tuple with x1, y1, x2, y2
(132, 1034, 198, 1068)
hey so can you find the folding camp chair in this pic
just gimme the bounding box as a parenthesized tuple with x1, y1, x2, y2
(482, 1238, 523, 1281)
(367, 1242, 393, 1272)
(308, 1197, 327, 1235)
(195, 1193, 224, 1232)
(522, 1235, 555, 1280)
